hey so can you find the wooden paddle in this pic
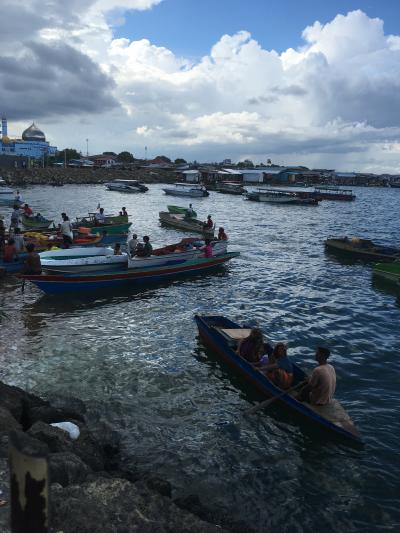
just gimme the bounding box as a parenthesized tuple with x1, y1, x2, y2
(244, 379, 308, 416)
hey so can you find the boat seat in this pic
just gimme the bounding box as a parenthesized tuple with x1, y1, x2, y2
(218, 328, 253, 341)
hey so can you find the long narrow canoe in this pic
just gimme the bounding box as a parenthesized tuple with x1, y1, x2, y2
(22, 252, 240, 294)
(21, 214, 54, 230)
(159, 212, 214, 236)
(325, 237, 400, 262)
(373, 262, 400, 283)
(194, 315, 362, 446)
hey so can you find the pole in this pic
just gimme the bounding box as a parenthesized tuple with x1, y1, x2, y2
(86, 138, 89, 157)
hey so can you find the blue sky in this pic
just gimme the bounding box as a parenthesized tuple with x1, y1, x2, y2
(115, 0, 399, 57)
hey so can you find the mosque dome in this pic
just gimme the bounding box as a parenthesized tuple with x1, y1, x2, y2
(22, 122, 46, 142)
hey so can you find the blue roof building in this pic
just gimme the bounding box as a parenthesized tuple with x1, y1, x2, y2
(0, 117, 57, 160)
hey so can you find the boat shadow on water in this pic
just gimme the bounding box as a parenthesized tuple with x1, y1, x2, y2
(193, 339, 364, 451)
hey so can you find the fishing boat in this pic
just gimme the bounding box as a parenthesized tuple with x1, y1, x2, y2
(21, 214, 54, 230)
(76, 212, 128, 227)
(40, 247, 128, 273)
(159, 212, 215, 236)
(313, 187, 356, 201)
(325, 237, 400, 262)
(246, 189, 319, 205)
(105, 179, 148, 193)
(129, 238, 228, 269)
(194, 315, 362, 446)
(167, 205, 197, 217)
(162, 183, 209, 197)
(88, 223, 131, 235)
(373, 262, 400, 283)
(216, 182, 247, 195)
(22, 252, 240, 294)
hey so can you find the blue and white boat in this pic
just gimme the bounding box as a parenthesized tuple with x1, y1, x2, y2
(194, 315, 362, 447)
(163, 183, 209, 197)
(40, 247, 128, 274)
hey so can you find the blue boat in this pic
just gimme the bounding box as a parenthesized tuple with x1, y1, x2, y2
(194, 315, 362, 446)
(22, 252, 240, 294)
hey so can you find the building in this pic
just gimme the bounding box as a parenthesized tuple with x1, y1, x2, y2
(0, 116, 57, 161)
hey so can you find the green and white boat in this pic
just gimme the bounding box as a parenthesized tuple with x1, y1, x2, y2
(373, 262, 400, 283)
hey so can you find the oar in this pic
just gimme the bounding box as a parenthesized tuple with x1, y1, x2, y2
(244, 379, 308, 416)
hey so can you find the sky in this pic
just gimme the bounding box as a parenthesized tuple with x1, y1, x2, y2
(1, 0, 400, 172)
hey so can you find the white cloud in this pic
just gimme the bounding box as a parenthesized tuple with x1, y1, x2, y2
(2, 4, 400, 172)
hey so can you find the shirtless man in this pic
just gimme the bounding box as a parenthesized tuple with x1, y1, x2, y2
(298, 347, 336, 405)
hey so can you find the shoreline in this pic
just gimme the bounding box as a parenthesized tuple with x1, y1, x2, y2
(0, 379, 252, 532)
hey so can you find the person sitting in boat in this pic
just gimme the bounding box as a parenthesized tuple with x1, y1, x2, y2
(202, 239, 213, 258)
(114, 243, 122, 256)
(23, 204, 33, 217)
(142, 236, 152, 257)
(135, 242, 145, 256)
(263, 343, 294, 389)
(3, 238, 18, 263)
(218, 227, 228, 241)
(35, 213, 46, 222)
(186, 204, 195, 218)
(236, 328, 266, 363)
(95, 208, 106, 224)
(15, 191, 22, 203)
(204, 215, 213, 229)
(297, 347, 336, 405)
(122, 207, 128, 216)
(23, 243, 42, 275)
(128, 234, 138, 257)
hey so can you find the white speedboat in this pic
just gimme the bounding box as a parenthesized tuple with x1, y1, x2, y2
(105, 179, 148, 193)
(162, 183, 209, 197)
(40, 247, 128, 273)
(128, 238, 227, 269)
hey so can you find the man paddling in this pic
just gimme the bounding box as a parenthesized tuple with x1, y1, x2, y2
(298, 347, 336, 405)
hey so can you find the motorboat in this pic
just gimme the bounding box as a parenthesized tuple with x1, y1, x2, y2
(0, 178, 15, 201)
(105, 179, 148, 193)
(128, 238, 228, 269)
(162, 183, 209, 197)
(215, 182, 247, 195)
(246, 188, 319, 205)
(313, 187, 356, 201)
(40, 247, 128, 273)
(325, 237, 400, 262)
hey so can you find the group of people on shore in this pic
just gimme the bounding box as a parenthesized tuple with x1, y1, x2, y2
(237, 328, 336, 406)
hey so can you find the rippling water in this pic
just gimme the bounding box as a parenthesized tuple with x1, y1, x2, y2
(1, 184, 400, 532)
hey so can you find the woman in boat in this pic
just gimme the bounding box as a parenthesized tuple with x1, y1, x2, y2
(218, 227, 228, 241)
(264, 343, 294, 389)
(236, 328, 265, 363)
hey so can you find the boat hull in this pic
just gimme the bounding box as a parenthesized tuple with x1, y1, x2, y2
(23, 253, 239, 294)
(21, 215, 54, 230)
(88, 223, 132, 235)
(247, 192, 318, 205)
(159, 212, 214, 236)
(373, 262, 400, 282)
(194, 315, 362, 446)
(163, 189, 209, 197)
(325, 238, 400, 262)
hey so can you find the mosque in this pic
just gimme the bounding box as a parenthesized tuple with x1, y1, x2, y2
(0, 116, 57, 160)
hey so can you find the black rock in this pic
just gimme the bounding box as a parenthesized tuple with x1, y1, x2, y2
(49, 452, 91, 487)
(0, 381, 48, 425)
(27, 421, 73, 454)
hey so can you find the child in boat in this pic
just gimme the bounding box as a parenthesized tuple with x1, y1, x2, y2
(263, 343, 294, 389)
(114, 243, 122, 255)
(218, 227, 228, 241)
(236, 329, 265, 363)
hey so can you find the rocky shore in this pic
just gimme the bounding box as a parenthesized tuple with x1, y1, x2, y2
(0, 380, 252, 533)
(1, 168, 178, 186)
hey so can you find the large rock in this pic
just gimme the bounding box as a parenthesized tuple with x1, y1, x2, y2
(49, 452, 91, 487)
(51, 477, 227, 533)
(27, 421, 73, 453)
(0, 407, 22, 433)
(0, 381, 48, 425)
(0, 457, 10, 533)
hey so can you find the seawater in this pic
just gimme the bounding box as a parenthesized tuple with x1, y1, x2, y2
(0, 184, 399, 532)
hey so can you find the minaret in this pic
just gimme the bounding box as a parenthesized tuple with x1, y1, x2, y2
(1, 115, 7, 139)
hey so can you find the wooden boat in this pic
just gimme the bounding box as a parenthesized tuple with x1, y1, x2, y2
(194, 315, 362, 446)
(76, 213, 128, 227)
(162, 183, 209, 197)
(128, 238, 228, 268)
(40, 247, 128, 273)
(21, 214, 54, 230)
(373, 262, 400, 283)
(105, 179, 148, 193)
(325, 237, 400, 262)
(246, 189, 319, 205)
(167, 205, 197, 217)
(313, 187, 356, 201)
(22, 252, 240, 294)
(159, 212, 214, 236)
(216, 182, 247, 195)
(87, 223, 131, 235)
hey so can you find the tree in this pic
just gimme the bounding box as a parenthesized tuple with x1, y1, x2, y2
(155, 155, 171, 163)
(48, 148, 81, 166)
(103, 151, 117, 156)
(174, 158, 187, 165)
(117, 151, 135, 163)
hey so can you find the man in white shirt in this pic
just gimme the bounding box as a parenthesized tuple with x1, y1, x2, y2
(95, 208, 106, 224)
(128, 234, 138, 257)
(60, 213, 73, 247)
